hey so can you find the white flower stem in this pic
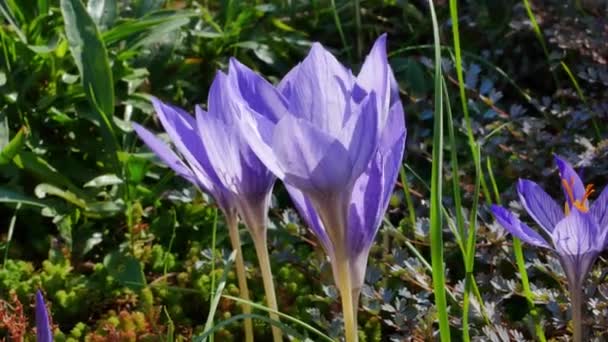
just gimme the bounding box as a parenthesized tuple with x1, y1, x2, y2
(336, 257, 358, 342)
(251, 231, 283, 342)
(226, 214, 254, 342)
(569, 280, 583, 342)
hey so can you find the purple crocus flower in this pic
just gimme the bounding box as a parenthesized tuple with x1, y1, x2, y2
(229, 34, 403, 341)
(491, 155, 608, 342)
(35, 290, 52, 342)
(133, 72, 281, 342)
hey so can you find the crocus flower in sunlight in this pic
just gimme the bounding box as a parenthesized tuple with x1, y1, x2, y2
(133, 72, 281, 342)
(230, 34, 402, 342)
(491, 155, 608, 342)
(35, 290, 52, 342)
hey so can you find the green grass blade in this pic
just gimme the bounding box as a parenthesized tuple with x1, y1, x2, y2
(194, 313, 307, 342)
(399, 166, 417, 234)
(427, 0, 450, 339)
(201, 250, 236, 342)
(330, 0, 351, 62)
(222, 295, 335, 342)
(487, 160, 546, 342)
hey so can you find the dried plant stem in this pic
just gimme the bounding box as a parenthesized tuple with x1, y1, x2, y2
(251, 231, 283, 342)
(226, 214, 254, 342)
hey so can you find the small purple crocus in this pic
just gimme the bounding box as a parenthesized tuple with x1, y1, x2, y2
(491, 155, 608, 342)
(133, 72, 281, 342)
(35, 290, 52, 342)
(230, 34, 402, 342)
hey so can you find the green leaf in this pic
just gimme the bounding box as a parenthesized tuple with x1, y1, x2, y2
(0, 127, 27, 166)
(34, 183, 87, 209)
(84, 174, 123, 187)
(104, 251, 146, 290)
(102, 10, 196, 47)
(0, 186, 49, 208)
(86, 0, 117, 31)
(13, 152, 86, 198)
(61, 0, 115, 129)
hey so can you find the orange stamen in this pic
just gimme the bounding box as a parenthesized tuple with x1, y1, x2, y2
(562, 178, 576, 204)
(562, 179, 595, 213)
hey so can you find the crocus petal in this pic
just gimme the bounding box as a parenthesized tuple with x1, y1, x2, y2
(555, 155, 586, 207)
(272, 115, 352, 195)
(196, 107, 242, 194)
(36, 290, 53, 342)
(286, 185, 333, 255)
(552, 209, 601, 286)
(228, 58, 289, 124)
(356, 34, 390, 124)
(237, 109, 286, 179)
(591, 185, 608, 231)
(490, 205, 551, 248)
(340, 91, 379, 181)
(517, 179, 564, 234)
(151, 98, 219, 190)
(282, 43, 353, 134)
(132, 123, 198, 186)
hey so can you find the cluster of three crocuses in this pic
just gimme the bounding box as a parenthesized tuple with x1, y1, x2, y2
(132, 31, 606, 342)
(133, 34, 404, 342)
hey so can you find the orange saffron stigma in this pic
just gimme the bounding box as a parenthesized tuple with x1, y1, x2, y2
(561, 177, 595, 213)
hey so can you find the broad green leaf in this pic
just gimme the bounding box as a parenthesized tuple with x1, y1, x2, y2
(0, 186, 49, 208)
(61, 0, 115, 128)
(104, 251, 146, 290)
(86, 0, 117, 31)
(0, 127, 27, 166)
(13, 152, 86, 198)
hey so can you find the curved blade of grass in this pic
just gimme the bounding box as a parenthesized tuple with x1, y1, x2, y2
(427, 0, 450, 339)
(222, 295, 334, 342)
(2, 202, 20, 267)
(399, 166, 417, 234)
(329, 0, 351, 63)
(200, 250, 236, 342)
(521, 0, 601, 139)
(194, 313, 306, 342)
(560, 61, 601, 138)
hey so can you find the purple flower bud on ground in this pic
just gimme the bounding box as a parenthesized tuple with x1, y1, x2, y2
(35, 290, 52, 342)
